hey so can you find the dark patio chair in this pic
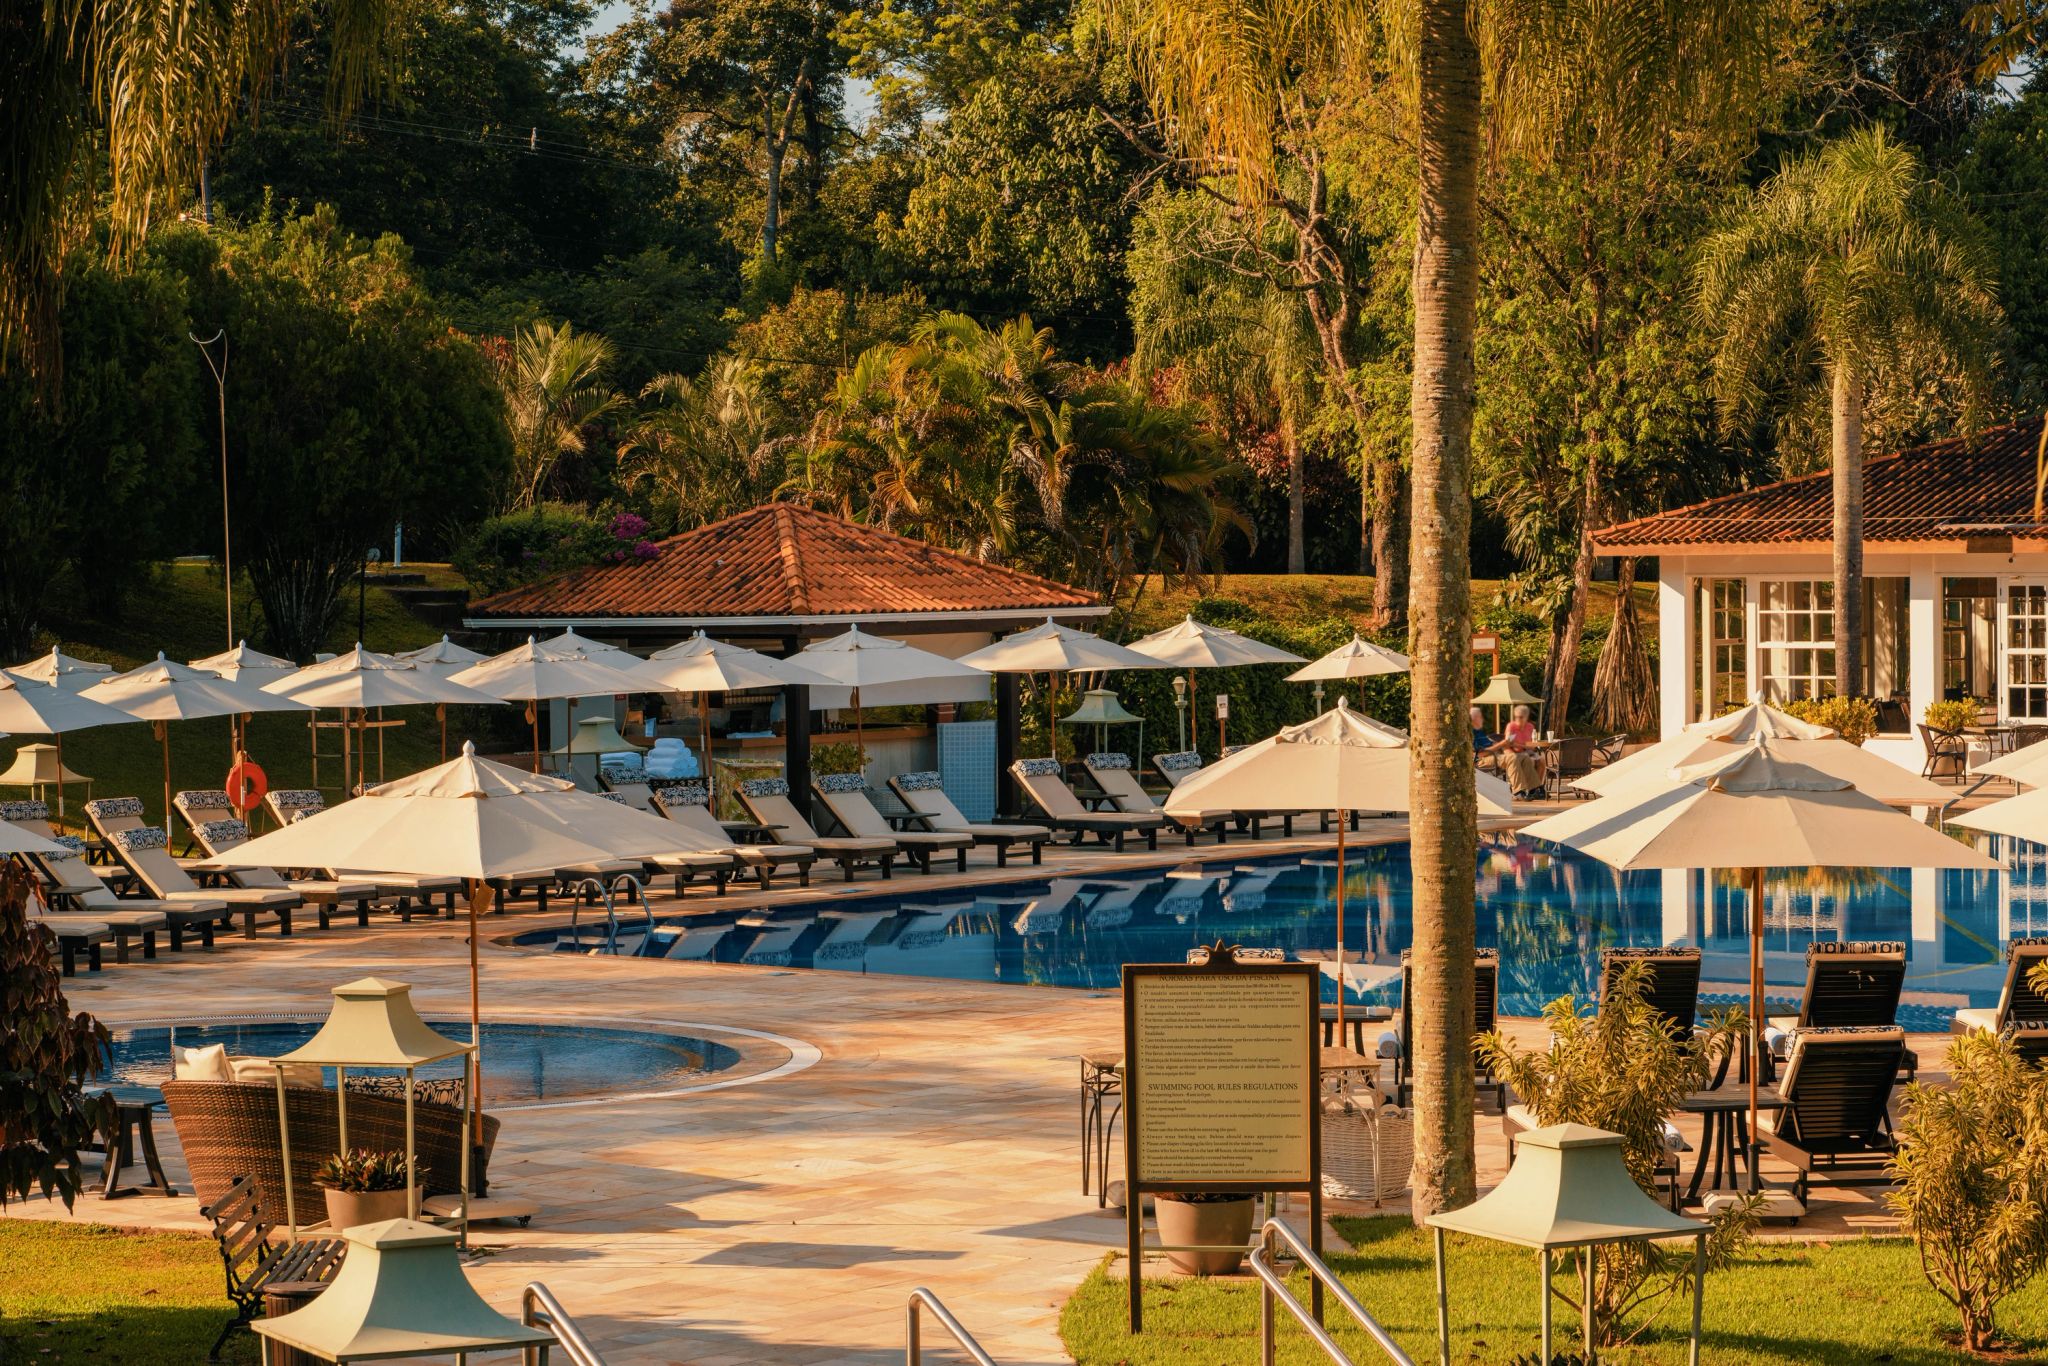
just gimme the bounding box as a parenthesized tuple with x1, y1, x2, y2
(1395, 948, 1507, 1111)
(1592, 734, 1629, 768)
(1919, 724, 1967, 781)
(1952, 937, 2048, 1036)
(1547, 736, 1598, 798)
(1599, 947, 1701, 1039)
(1764, 941, 1917, 1085)
(1757, 1025, 1905, 1204)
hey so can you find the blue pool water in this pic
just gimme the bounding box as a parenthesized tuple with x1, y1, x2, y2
(110, 1021, 741, 1101)
(526, 833, 2048, 1025)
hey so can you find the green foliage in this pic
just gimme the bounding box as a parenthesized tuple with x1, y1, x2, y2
(1777, 695, 1880, 745)
(493, 320, 627, 509)
(1890, 1028, 2048, 1352)
(809, 742, 869, 776)
(0, 861, 114, 1210)
(455, 502, 638, 595)
(1479, 961, 1754, 1348)
(1924, 698, 1981, 733)
(316, 1148, 411, 1193)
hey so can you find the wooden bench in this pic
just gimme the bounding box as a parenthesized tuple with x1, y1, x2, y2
(199, 1174, 346, 1361)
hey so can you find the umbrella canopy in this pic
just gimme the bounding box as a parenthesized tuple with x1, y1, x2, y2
(1972, 736, 2048, 789)
(0, 672, 136, 737)
(1949, 785, 2048, 841)
(792, 624, 989, 706)
(1286, 632, 1411, 682)
(0, 818, 75, 855)
(1129, 615, 1307, 670)
(82, 653, 309, 722)
(1685, 699, 1833, 742)
(538, 627, 637, 664)
(1163, 698, 1515, 819)
(448, 638, 645, 702)
(189, 640, 297, 683)
(263, 645, 503, 711)
(1580, 701, 1948, 805)
(394, 635, 488, 675)
(632, 630, 833, 694)
(956, 617, 1174, 675)
(11, 647, 112, 692)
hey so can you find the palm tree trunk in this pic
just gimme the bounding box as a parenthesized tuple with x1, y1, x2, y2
(1285, 413, 1306, 574)
(1831, 363, 1864, 697)
(1406, 0, 1482, 1222)
(1370, 453, 1409, 628)
(1549, 466, 1601, 724)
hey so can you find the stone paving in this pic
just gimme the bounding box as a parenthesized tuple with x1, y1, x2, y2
(10, 819, 1946, 1364)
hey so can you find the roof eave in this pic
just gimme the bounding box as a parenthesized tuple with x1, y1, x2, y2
(1594, 537, 2035, 557)
(463, 605, 1111, 631)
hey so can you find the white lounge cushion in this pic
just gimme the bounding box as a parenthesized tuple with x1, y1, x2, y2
(175, 1044, 231, 1082)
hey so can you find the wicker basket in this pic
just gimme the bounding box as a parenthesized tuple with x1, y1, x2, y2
(1321, 1094, 1412, 1205)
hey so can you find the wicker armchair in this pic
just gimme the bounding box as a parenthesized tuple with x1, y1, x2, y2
(163, 1080, 500, 1219)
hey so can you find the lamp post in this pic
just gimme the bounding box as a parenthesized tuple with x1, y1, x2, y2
(1172, 675, 1188, 751)
(1311, 680, 1326, 713)
(190, 329, 232, 648)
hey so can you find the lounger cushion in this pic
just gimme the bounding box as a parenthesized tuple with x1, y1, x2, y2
(1954, 1006, 1998, 1033)
(175, 1044, 232, 1082)
(228, 1057, 324, 1088)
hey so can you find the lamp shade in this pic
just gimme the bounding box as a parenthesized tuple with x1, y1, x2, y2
(1427, 1124, 1702, 1249)
(276, 977, 472, 1069)
(553, 715, 634, 756)
(1060, 688, 1141, 726)
(250, 1218, 554, 1362)
(1472, 672, 1542, 708)
(0, 742, 88, 786)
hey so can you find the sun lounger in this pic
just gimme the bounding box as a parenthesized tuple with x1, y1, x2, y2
(8, 800, 216, 950)
(812, 775, 971, 874)
(1149, 750, 1300, 837)
(28, 904, 111, 976)
(885, 772, 1049, 866)
(1952, 937, 2048, 1035)
(1599, 947, 1701, 1038)
(174, 791, 384, 929)
(1757, 1024, 1905, 1204)
(1083, 753, 1230, 843)
(1395, 948, 1507, 1111)
(1761, 940, 1920, 1084)
(86, 798, 298, 939)
(650, 781, 817, 889)
(261, 789, 464, 914)
(589, 791, 735, 895)
(1009, 759, 1163, 851)
(736, 779, 896, 881)
(598, 764, 662, 814)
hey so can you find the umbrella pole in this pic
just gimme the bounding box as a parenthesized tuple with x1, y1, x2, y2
(1188, 669, 1198, 754)
(854, 686, 864, 778)
(438, 703, 447, 762)
(529, 702, 541, 774)
(1048, 674, 1057, 760)
(466, 879, 489, 1216)
(339, 714, 351, 801)
(55, 732, 65, 822)
(1748, 864, 1764, 1195)
(1335, 809, 1348, 1044)
(700, 693, 712, 804)
(156, 721, 172, 839)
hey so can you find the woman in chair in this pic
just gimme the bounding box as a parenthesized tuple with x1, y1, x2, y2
(1500, 704, 1549, 800)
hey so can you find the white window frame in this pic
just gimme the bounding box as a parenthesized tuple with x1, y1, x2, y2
(1754, 577, 1837, 704)
(2002, 578, 2048, 722)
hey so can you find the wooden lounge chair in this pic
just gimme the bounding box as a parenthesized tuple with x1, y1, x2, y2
(1009, 759, 1163, 851)
(589, 791, 735, 895)
(9, 800, 217, 951)
(1765, 940, 1919, 1083)
(175, 792, 384, 929)
(1757, 1025, 1905, 1204)
(199, 1173, 346, 1361)
(1599, 947, 1701, 1038)
(87, 798, 299, 939)
(1082, 752, 1229, 844)
(1397, 948, 1507, 1111)
(261, 789, 462, 914)
(1149, 750, 1300, 837)
(27, 904, 110, 976)
(812, 775, 972, 873)
(885, 772, 1050, 867)
(736, 778, 897, 882)
(651, 781, 816, 889)
(1952, 937, 2048, 1035)
(598, 764, 662, 813)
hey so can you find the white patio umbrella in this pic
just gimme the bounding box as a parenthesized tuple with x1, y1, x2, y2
(1522, 741, 1996, 1186)
(793, 625, 989, 772)
(1580, 700, 1949, 806)
(632, 632, 836, 797)
(11, 646, 113, 692)
(190, 640, 297, 769)
(81, 654, 311, 836)
(1971, 737, 2048, 788)
(1164, 698, 1515, 1040)
(1949, 785, 2048, 841)
(265, 646, 503, 789)
(958, 617, 1173, 755)
(207, 743, 730, 1170)
(449, 638, 647, 774)
(1287, 632, 1411, 687)
(1129, 615, 1306, 751)
(396, 635, 489, 675)
(0, 673, 138, 819)
(539, 628, 637, 665)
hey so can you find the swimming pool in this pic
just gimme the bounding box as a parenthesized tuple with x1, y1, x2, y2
(524, 831, 2048, 1026)
(109, 1021, 742, 1102)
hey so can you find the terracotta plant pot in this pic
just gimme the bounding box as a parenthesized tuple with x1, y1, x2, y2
(322, 1186, 413, 1231)
(1154, 1195, 1255, 1275)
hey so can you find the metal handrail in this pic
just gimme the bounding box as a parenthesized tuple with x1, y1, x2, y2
(521, 1281, 606, 1365)
(906, 1287, 1000, 1366)
(1250, 1219, 1414, 1366)
(568, 873, 652, 955)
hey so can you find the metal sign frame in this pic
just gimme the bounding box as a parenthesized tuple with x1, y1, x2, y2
(1121, 944, 1322, 1332)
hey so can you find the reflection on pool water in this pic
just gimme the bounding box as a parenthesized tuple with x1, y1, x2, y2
(525, 832, 2048, 1026)
(110, 1021, 741, 1102)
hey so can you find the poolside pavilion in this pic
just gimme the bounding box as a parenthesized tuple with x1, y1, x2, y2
(464, 502, 1106, 816)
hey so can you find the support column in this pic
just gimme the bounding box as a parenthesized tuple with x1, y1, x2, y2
(1908, 557, 1939, 726)
(784, 685, 813, 826)
(1658, 560, 1692, 739)
(996, 673, 1021, 818)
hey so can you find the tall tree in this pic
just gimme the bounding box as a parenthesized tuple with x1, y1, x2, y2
(1695, 124, 2002, 697)
(494, 320, 628, 509)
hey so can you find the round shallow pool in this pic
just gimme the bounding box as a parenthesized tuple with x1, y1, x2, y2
(110, 1020, 742, 1103)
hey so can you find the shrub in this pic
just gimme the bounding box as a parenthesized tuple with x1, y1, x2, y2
(810, 743, 869, 777)
(1778, 695, 1880, 744)
(1924, 698, 1982, 734)
(1889, 1020, 2048, 1351)
(454, 502, 613, 595)
(316, 1148, 411, 1193)
(1478, 961, 1755, 1348)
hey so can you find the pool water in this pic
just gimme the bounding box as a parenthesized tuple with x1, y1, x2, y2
(529, 833, 2048, 1026)
(111, 1021, 741, 1101)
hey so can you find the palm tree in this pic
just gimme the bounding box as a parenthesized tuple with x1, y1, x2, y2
(620, 359, 796, 527)
(1695, 125, 2002, 697)
(494, 321, 628, 509)
(2, 0, 403, 393)
(1106, 0, 1787, 1218)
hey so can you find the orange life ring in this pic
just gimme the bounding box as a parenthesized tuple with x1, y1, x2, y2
(226, 758, 269, 814)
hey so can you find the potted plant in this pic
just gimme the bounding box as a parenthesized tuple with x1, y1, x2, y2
(316, 1148, 413, 1230)
(1925, 697, 1981, 736)
(1153, 1191, 1256, 1275)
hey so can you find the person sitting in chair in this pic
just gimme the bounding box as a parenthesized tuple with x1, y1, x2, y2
(1500, 704, 1548, 800)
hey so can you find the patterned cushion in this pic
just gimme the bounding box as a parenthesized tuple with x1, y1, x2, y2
(1222, 743, 1251, 757)
(1400, 947, 1501, 964)
(0, 799, 48, 822)
(176, 790, 233, 811)
(595, 792, 627, 806)
(1085, 752, 1132, 770)
(1014, 758, 1063, 778)
(51, 834, 85, 853)
(894, 771, 944, 792)
(815, 773, 866, 794)
(741, 778, 789, 798)
(1808, 940, 1904, 959)
(344, 1075, 468, 1108)
(2011, 937, 2048, 960)
(113, 826, 167, 852)
(1154, 751, 1202, 773)
(599, 763, 641, 786)
(197, 819, 249, 845)
(86, 796, 145, 820)
(1603, 946, 1701, 961)
(1788, 1025, 1906, 1041)
(271, 789, 325, 812)
(662, 779, 709, 807)
(815, 942, 867, 962)
(1185, 945, 1286, 964)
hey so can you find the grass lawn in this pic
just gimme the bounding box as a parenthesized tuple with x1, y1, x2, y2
(1061, 1216, 2048, 1365)
(0, 1219, 255, 1364)
(1122, 574, 1654, 636)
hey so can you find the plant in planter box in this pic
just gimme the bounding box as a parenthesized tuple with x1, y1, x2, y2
(316, 1148, 413, 1230)
(1153, 1191, 1256, 1275)
(1924, 698, 1981, 735)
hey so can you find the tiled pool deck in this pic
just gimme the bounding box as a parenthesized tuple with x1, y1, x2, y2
(12, 818, 1948, 1364)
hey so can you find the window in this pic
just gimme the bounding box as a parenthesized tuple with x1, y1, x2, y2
(1863, 577, 1909, 704)
(1757, 579, 1835, 702)
(2008, 583, 2048, 720)
(1709, 580, 1746, 714)
(1945, 577, 1997, 701)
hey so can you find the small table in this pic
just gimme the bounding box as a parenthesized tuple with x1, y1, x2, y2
(1680, 1086, 1787, 1205)
(1319, 1004, 1392, 1054)
(83, 1085, 174, 1199)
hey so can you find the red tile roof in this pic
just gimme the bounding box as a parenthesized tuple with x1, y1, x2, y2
(468, 503, 1099, 623)
(1595, 415, 2048, 554)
